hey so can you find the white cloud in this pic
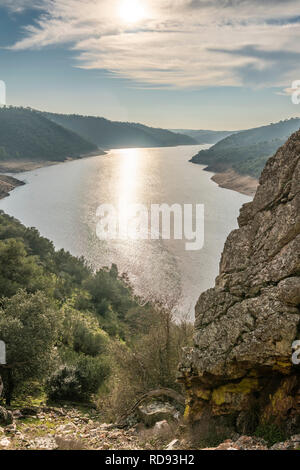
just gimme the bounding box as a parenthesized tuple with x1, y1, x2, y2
(3, 0, 300, 88)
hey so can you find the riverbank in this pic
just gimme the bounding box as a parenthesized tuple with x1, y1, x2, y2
(0, 175, 25, 199)
(210, 168, 258, 196)
(0, 149, 106, 175)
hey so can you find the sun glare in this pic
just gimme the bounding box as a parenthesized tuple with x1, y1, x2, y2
(119, 0, 146, 24)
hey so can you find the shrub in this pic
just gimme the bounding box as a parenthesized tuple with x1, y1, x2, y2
(0, 290, 59, 402)
(254, 422, 287, 447)
(46, 356, 110, 402)
(46, 365, 81, 401)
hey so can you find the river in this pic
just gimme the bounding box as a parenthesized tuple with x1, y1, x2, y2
(0, 145, 251, 319)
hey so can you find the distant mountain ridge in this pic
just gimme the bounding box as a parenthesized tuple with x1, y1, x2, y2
(190, 118, 300, 178)
(171, 129, 235, 144)
(42, 112, 197, 149)
(0, 107, 99, 162)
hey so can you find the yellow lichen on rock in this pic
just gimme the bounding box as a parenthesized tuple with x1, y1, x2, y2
(262, 376, 297, 424)
(195, 388, 211, 401)
(212, 378, 259, 406)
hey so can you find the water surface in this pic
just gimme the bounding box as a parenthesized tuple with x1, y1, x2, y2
(0, 145, 251, 319)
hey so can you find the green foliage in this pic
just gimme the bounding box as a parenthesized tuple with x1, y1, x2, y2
(254, 422, 287, 447)
(61, 305, 108, 357)
(191, 118, 300, 178)
(84, 266, 134, 319)
(0, 239, 51, 297)
(46, 356, 110, 402)
(0, 107, 97, 162)
(0, 290, 59, 389)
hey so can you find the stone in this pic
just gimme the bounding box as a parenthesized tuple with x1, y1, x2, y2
(271, 436, 300, 451)
(0, 437, 11, 448)
(165, 439, 180, 450)
(0, 406, 13, 426)
(5, 423, 16, 433)
(29, 436, 58, 450)
(153, 420, 172, 435)
(137, 401, 178, 427)
(179, 130, 300, 433)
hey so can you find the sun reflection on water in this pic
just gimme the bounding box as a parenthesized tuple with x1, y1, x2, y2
(117, 148, 141, 236)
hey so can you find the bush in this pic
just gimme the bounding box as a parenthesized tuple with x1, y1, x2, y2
(46, 365, 81, 401)
(0, 290, 59, 401)
(98, 306, 193, 421)
(46, 356, 110, 402)
(254, 422, 287, 447)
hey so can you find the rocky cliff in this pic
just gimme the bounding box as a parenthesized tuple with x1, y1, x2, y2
(179, 130, 300, 435)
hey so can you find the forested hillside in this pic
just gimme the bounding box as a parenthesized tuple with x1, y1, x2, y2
(171, 129, 235, 144)
(190, 118, 300, 177)
(0, 107, 98, 162)
(43, 112, 197, 149)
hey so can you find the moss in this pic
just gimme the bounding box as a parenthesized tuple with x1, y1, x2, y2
(195, 388, 211, 401)
(262, 377, 295, 423)
(184, 405, 191, 421)
(212, 378, 259, 406)
(272, 361, 291, 375)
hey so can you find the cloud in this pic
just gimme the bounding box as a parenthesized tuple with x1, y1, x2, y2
(0, 0, 46, 12)
(2, 0, 300, 88)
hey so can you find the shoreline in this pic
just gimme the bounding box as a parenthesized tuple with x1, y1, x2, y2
(0, 150, 106, 200)
(0, 149, 106, 175)
(210, 168, 258, 197)
(0, 175, 25, 200)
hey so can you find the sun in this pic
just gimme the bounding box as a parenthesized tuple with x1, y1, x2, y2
(119, 0, 146, 24)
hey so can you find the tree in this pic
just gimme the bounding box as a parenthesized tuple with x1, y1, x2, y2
(0, 239, 50, 298)
(0, 290, 59, 403)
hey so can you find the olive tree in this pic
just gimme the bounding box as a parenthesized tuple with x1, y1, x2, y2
(0, 290, 59, 403)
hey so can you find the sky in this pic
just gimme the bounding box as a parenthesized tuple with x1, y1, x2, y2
(0, 0, 300, 129)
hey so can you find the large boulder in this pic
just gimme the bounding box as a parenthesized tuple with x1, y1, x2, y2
(137, 401, 179, 427)
(179, 130, 300, 434)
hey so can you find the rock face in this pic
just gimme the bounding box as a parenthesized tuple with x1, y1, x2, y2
(179, 130, 300, 434)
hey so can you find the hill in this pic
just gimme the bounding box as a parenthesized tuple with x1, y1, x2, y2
(0, 107, 99, 163)
(190, 118, 300, 178)
(42, 112, 197, 149)
(171, 129, 235, 144)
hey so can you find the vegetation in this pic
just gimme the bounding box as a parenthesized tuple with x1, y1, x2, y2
(0, 107, 98, 162)
(100, 306, 193, 422)
(254, 422, 287, 448)
(42, 111, 197, 149)
(0, 211, 191, 414)
(190, 118, 300, 178)
(171, 129, 235, 144)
